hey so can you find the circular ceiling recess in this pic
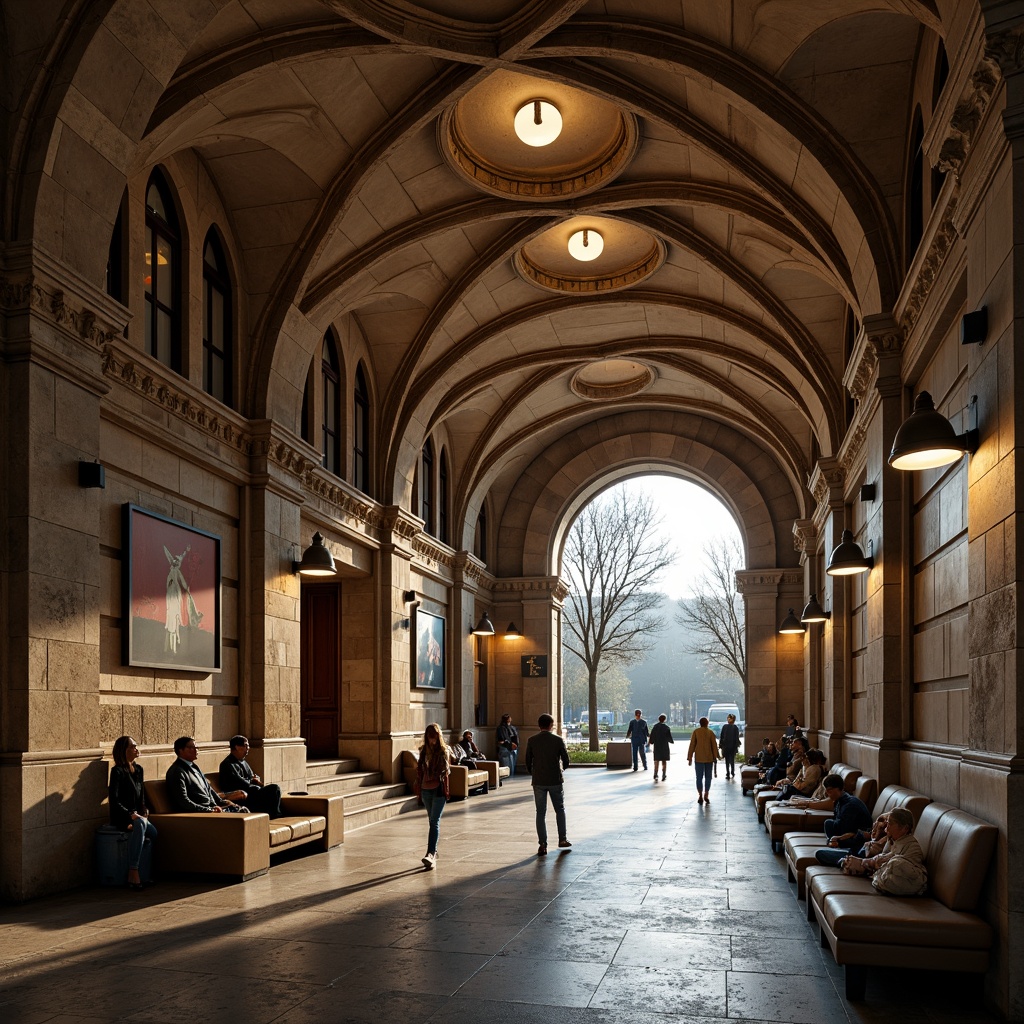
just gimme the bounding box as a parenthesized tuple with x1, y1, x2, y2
(439, 70, 639, 201)
(514, 216, 665, 294)
(571, 359, 656, 401)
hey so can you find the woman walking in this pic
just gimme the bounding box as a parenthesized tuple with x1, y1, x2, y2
(108, 735, 157, 889)
(649, 714, 674, 782)
(414, 723, 450, 869)
(719, 713, 741, 779)
(686, 717, 720, 804)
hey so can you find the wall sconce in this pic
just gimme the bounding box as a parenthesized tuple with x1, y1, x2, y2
(470, 612, 495, 636)
(859, 483, 876, 502)
(778, 609, 806, 635)
(888, 392, 978, 471)
(960, 307, 987, 346)
(291, 531, 337, 576)
(403, 590, 418, 605)
(504, 622, 521, 639)
(800, 593, 831, 624)
(514, 99, 562, 146)
(825, 530, 873, 576)
(78, 460, 106, 488)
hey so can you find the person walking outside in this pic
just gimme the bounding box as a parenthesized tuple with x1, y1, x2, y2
(525, 713, 572, 856)
(414, 723, 450, 869)
(649, 714, 674, 782)
(719, 713, 741, 779)
(687, 716, 720, 804)
(625, 708, 650, 772)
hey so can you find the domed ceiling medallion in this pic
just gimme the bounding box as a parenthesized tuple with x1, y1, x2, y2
(439, 70, 639, 201)
(514, 217, 665, 294)
(571, 360, 656, 402)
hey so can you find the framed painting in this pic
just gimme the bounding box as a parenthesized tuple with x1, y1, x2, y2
(412, 607, 445, 689)
(122, 504, 222, 672)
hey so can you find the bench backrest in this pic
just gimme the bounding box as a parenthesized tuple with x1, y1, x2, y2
(872, 784, 930, 824)
(915, 801, 998, 911)
(852, 775, 877, 808)
(828, 763, 862, 793)
(145, 780, 174, 814)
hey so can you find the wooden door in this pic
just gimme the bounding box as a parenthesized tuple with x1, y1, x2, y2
(300, 583, 341, 759)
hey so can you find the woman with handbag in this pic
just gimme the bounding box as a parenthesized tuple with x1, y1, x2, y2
(414, 723, 450, 870)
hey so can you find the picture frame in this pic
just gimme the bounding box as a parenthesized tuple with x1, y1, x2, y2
(122, 504, 222, 672)
(412, 607, 445, 689)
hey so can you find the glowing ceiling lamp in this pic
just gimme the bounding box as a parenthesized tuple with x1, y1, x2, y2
(514, 100, 562, 147)
(567, 228, 603, 262)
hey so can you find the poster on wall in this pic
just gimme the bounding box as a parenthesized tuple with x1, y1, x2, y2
(413, 607, 445, 689)
(122, 504, 222, 672)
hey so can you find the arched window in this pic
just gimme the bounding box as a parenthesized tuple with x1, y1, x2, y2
(931, 45, 950, 205)
(353, 362, 370, 495)
(438, 447, 449, 545)
(202, 229, 232, 406)
(144, 170, 181, 371)
(907, 109, 924, 265)
(474, 504, 488, 564)
(322, 331, 342, 476)
(106, 189, 127, 304)
(420, 438, 434, 534)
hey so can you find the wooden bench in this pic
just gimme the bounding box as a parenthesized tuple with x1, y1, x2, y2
(144, 779, 343, 880)
(783, 783, 923, 900)
(809, 799, 997, 1000)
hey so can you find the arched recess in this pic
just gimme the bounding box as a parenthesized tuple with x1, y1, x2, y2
(491, 411, 805, 580)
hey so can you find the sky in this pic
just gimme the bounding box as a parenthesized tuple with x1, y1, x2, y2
(607, 475, 742, 599)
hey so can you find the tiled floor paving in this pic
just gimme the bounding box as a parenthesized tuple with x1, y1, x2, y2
(0, 767, 1002, 1023)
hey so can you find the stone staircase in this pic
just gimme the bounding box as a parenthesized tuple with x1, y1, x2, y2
(304, 758, 420, 833)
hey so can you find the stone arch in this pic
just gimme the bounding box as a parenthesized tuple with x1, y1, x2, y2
(494, 411, 803, 580)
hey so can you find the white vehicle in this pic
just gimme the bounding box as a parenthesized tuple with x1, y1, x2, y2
(706, 703, 743, 738)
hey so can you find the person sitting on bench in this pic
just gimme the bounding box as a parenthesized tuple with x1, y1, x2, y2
(220, 735, 283, 818)
(166, 736, 248, 813)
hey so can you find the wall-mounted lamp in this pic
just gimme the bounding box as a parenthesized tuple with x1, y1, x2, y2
(800, 593, 831, 624)
(960, 307, 987, 346)
(470, 612, 495, 636)
(778, 608, 806, 635)
(403, 590, 418, 605)
(514, 100, 562, 146)
(859, 483, 876, 502)
(504, 622, 521, 640)
(825, 529, 873, 576)
(78, 460, 106, 488)
(291, 531, 337, 576)
(888, 392, 978, 471)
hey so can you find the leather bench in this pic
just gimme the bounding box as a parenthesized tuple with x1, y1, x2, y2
(401, 750, 489, 798)
(809, 799, 996, 1000)
(756, 761, 862, 824)
(604, 740, 632, 768)
(144, 779, 343, 880)
(783, 783, 923, 900)
(765, 770, 877, 851)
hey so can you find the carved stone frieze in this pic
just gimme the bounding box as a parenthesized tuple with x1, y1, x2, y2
(938, 50, 1000, 175)
(792, 520, 817, 555)
(412, 534, 454, 571)
(899, 193, 960, 336)
(984, 26, 1024, 78)
(846, 345, 877, 403)
(735, 569, 802, 595)
(839, 420, 869, 474)
(492, 576, 570, 602)
(1, 275, 120, 349)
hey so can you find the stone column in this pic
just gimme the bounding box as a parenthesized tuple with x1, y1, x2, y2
(0, 249, 128, 898)
(793, 520, 821, 734)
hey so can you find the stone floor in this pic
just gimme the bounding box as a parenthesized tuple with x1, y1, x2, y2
(0, 766, 1003, 1024)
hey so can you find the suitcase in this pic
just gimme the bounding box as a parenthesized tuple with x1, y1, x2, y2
(95, 824, 153, 886)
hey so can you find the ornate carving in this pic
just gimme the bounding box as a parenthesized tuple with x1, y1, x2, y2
(792, 520, 817, 555)
(984, 27, 1024, 77)
(839, 420, 869, 473)
(899, 193, 959, 335)
(847, 346, 878, 403)
(937, 53, 1000, 175)
(1, 275, 119, 348)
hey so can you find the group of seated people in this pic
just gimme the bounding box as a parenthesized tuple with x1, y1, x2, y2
(750, 730, 828, 801)
(107, 732, 283, 888)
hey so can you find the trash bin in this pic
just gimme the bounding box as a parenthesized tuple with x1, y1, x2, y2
(95, 825, 152, 887)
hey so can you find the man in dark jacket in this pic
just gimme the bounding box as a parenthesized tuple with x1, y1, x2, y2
(525, 714, 571, 856)
(625, 708, 650, 772)
(219, 735, 283, 818)
(719, 714, 741, 778)
(166, 736, 247, 813)
(818, 774, 872, 853)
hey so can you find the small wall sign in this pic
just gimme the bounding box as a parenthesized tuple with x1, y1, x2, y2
(521, 654, 548, 678)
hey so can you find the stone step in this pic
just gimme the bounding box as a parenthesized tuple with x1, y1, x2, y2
(305, 770, 384, 795)
(341, 782, 409, 810)
(344, 792, 421, 832)
(305, 758, 361, 779)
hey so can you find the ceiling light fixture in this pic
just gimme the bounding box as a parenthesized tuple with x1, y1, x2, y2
(514, 100, 562, 147)
(567, 228, 603, 262)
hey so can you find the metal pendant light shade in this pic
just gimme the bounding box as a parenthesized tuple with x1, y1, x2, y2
(292, 531, 336, 576)
(888, 391, 977, 471)
(778, 608, 806, 634)
(800, 593, 831, 623)
(472, 612, 495, 635)
(826, 529, 873, 576)
(504, 622, 521, 639)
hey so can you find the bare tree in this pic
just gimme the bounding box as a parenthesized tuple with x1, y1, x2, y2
(562, 488, 674, 750)
(675, 537, 747, 685)
(562, 655, 632, 723)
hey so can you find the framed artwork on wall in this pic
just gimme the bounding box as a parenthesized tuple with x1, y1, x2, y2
(413, 607, 445, 689)
(122, 504, 222, 672)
